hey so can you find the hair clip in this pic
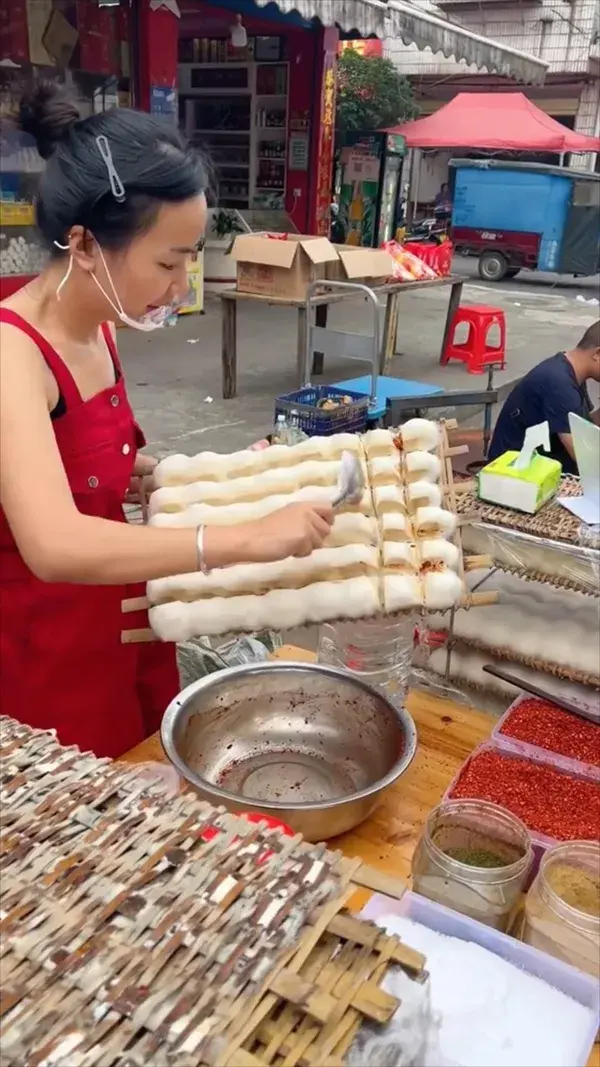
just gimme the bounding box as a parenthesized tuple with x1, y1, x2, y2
(95, 134, 126, 203)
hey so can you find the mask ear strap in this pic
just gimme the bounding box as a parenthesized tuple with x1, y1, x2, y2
(54, 240, 70, 251)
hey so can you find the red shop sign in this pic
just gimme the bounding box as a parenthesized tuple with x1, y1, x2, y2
(314, 54, 336, 237)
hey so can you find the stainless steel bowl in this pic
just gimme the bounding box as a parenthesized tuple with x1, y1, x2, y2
(161, 661, 417, 841)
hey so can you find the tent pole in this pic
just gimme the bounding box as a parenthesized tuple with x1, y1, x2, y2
(559, 151, 565, 167)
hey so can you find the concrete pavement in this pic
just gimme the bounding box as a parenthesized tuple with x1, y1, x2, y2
(119, 269, 599, 458)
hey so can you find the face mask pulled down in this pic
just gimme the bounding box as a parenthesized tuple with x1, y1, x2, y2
(55, 240, 179, 332)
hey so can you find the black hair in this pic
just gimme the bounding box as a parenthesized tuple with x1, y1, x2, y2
(19, 82, 208, 254)
(577, 320, 600, 351)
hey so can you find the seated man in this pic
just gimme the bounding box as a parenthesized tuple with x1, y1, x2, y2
(489, 321, 600, 475)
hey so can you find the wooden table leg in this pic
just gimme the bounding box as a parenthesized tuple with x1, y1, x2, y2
(221, 299, 237, 399)
(381, 292, 400, 374)
(440, 280, 463, 364)
(296, 305, 308, 388)
(311, 303, 327, 376)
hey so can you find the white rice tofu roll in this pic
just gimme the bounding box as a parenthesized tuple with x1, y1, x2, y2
(382, 542, 418, 571)
(149, 576, 381, 641)
(414, 506, 457, 540)
(397, 418, 439, 454)
(419, 539, 460, 571)
(406, 481, 442, 512)
(383, 574, 423, 612)
(422, 568, 463, 611)
(372, 484, 407, 515)
(380, 513, 413, 542)
(368, 454, 401, 486)
(324, 513, 379, 547)
(404, 451, 441, 483)
(153, 434, 362, 488)
(149, 458, 347, 515)
(147, 544, 380, 605)
(363, 428, 396, 459)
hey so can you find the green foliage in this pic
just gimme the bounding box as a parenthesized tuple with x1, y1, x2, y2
(211, 209, 245, 239)
(336, 49, 418, 133)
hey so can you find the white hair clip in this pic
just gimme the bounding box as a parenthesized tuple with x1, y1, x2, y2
(95, 134, 126, 203)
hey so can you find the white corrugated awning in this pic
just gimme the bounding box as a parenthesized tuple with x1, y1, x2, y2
(253, 0, 390, 38)
(387, 1, 548, 85)
(253, 0, 548, 85)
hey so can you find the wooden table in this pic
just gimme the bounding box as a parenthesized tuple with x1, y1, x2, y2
(122, 645, 599, 1067)
(219, 275, 463, 400)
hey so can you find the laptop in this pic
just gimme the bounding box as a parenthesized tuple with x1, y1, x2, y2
(557, 413, 600, 525)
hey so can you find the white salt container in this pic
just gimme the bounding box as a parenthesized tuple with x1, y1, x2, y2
(362, 890, 600, 1067)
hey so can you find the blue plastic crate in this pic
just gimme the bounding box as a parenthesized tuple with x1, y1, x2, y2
(274, 385, 369, 437)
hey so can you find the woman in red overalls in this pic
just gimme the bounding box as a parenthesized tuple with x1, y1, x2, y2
(0, 85, 333, 758)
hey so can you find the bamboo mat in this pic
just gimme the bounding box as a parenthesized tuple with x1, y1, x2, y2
(0, 717, 426, 1067)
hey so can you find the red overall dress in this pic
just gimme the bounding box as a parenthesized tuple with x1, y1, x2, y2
(0, 309, 180, 758)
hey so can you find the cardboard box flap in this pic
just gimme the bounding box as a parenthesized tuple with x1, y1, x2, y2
(231, 234, 298, 269)
(300, 237, 341, 266)
(337, 247, 395, 279)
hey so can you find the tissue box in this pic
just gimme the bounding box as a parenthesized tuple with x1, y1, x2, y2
(478, 451, 562, 514)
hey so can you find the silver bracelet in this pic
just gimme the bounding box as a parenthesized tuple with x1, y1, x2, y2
(196, 524, 210, 574)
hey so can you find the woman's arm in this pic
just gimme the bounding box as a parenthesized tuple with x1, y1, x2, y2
(0, 324, 333, 585)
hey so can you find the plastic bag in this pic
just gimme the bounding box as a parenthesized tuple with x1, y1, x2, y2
(383, 240, 439, 282)
(404, 239, 453, 278)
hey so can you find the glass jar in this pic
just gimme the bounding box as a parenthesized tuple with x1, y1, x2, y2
(317, 615, 416, 700)
(411, 799, 533, 931)
(522, 841, 600, 978)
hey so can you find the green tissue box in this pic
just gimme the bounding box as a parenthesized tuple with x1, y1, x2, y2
(478, 450, 562, 514)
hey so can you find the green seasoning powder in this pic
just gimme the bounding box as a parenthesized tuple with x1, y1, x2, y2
(444, 846, 508, 868)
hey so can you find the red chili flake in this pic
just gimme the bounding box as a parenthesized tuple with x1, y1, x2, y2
(450, 748, 600, 841)
(500, 698, 600, 768)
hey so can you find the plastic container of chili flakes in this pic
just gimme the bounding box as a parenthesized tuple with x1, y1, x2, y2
(492, 694, 600, 784)
(444, 741, 600, 882)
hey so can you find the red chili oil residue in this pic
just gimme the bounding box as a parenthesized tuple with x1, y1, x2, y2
(450, 748, 600, 841)
(500, 698, 600, 768)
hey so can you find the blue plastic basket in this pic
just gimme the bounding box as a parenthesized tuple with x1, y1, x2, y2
(274, 385, 369, 437)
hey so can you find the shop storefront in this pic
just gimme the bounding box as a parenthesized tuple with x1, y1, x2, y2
(0, 0, 135, 299)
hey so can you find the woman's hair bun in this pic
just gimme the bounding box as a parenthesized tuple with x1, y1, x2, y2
(19, 82, 81, 160)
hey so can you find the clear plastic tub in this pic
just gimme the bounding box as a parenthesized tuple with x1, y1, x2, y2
(411, 798, 533, 931)
(492, 693, 600, 783)
(523, 841, 600, 980)
(361, 890, 600, 1067)
(443, 741, 600, 881)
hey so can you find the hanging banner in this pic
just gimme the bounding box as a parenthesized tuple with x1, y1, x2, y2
(338, 39, 383, 58)
(313, 50, 337, 237)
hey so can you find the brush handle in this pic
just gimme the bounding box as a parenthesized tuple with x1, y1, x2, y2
(482, 664, 599, 724)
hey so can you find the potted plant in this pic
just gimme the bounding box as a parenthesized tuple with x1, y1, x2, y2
(204, 208, 247, 289)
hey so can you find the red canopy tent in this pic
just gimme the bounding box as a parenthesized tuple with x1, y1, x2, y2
(387, 93, 600, 153)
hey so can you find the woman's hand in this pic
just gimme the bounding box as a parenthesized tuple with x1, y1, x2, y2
(248, 502, 335, 562)
(134, 453, 158, 479)
(204, 501, 334, 568)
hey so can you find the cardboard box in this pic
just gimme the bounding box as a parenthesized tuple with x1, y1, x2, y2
(326, 245, 395, 287)
(230, 233, 339, 300)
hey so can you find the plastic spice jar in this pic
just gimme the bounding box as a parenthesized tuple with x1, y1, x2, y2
(522, 840, 600, 978)
(411, 799, 534, 931)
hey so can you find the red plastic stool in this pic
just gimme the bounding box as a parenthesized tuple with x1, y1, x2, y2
(441, 304, 506, 374)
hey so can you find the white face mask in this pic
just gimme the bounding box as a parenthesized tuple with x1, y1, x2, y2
(55, 239, 178, 332)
